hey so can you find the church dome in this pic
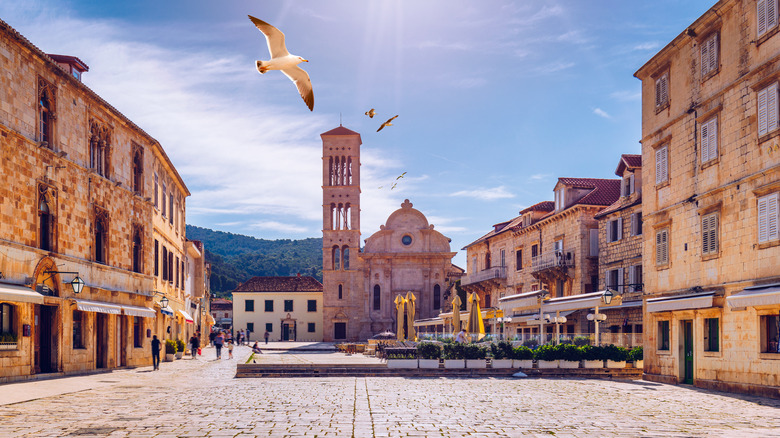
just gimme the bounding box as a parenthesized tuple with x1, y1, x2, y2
(363, 199, 452, 253)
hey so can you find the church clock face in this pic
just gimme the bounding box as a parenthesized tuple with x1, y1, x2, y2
(401, 235, 412, 246)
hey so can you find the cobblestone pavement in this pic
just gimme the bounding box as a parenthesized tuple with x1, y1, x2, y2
(0, 345, 779, 437)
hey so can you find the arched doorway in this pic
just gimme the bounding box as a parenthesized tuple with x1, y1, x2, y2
(32, 257, 61, 374)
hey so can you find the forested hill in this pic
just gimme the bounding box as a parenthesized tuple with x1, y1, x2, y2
(186, 225, 323, 298)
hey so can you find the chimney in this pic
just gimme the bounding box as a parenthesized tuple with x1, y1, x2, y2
(297, 273, 301, 277)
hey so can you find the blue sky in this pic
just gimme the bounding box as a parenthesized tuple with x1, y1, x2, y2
(1, 1, 713, 268)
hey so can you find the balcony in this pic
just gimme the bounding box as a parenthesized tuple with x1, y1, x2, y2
(461, 266, 507, 287)
(531, 250, 574, 277)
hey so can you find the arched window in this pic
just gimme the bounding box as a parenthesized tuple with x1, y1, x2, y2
(330, 203, 337, 230)
(0, 303, 15, 339)
(343, 203, 350, 229)
(347, 157, 352, 185)
(334, 156, 341, 185)
(485, 252, 491, 269)
(373, 285, 381, 311)
(338, 284, 343, 300)
(132, 227, 143, 273)
(38, 197, 52, 251)
(332, 246, 340, 270)
(342, 246, 350, 270)
(132, 148, 143, 194)
(39, 88, 52, 145)
(328, 157, 334, 185)
(433, 284, 441, 310)
(95, 209, 109, 264)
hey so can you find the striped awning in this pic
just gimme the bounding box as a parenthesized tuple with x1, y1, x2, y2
(121, 305, 156, 318)
(177, 309, 194, 323)
(647, 293, 715, 313)
(727, 284, 780, 308)
(0, 283, 44, 304)
(160, 306, 174, 316)
(542, 291, 607, 313)
(74, 299, 122, 315)
(499, 290, 546, 310)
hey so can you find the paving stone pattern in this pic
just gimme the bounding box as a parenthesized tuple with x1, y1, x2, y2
(0, 346, 779, 437)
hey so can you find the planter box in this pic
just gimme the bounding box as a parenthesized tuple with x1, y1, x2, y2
(490, 359, 513, 369)
(0, 342, 18, 351)
(514, 359, 534, 369)
(443, 359, 465, 369)
(418, 359, 440, 369)
(582, 360, 604, 369)
(606, 360, 627, 369)
(633, 360, 644, 369)
(466, 359, 487, 369)
(175, 352, 184, 360)
(559, 360, 580, 369)
(386, 359, 418, 369)
(537, 360, 559, 369)
(164, 353, 175, 362)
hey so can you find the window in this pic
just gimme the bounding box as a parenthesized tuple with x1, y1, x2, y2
(94, 208, 108, 264)
(607, 218, 623, 243)
(88, 121, 110, 178)
(133, 316, 142, 348)
(515, 249, 522, 271)
(72, 310, 84, 349)
(307, 300, 317, 312)
(704, 317, 719, 352)
(531, 244, 539, 259)
(758, 0, 779, 38)
(132, 147, 143, 195)
(132, 227, 142, 274)
(161, 183, 167, 217)
(338, 284, 343, 300)
(702, 212, 719, 256)
(265, 323, 273, 332)
(373, 285, 381, 311)
(264, 300, 273, 312)
(401, 235, 412, 246)
(701, 32, 719, 77)
(332, 246, 340, 270)
(606, 268, 624, 293)
(181, 260, 185, 288)
(500, 249, 506, 267)
(154, 240, 159, 276)
(485, 294, 491, 308)
(655, 146, 668, 184)
(0, 303, 15, 340)
(38, 80, 54, 146)
(153, 173, 159, 209)
(38, 196, 53, 252)
(308, 323, 315, 333)
(342, 246, 350, 270)
(589, 229, 599, 257)
(656, 228, 669, 266)
(175, 256, 179, 287)
(168, 251, 173, 284)
(245, 300, 255, 312)
(622, 174, 635, 196)
(433, 284, 441, 310)
(758, 193, 779, 243)
(169, 193, 174, 225)
(658, 320, 670, 350)
(631, 212, 643, 236)
(758, 83, 779, 137)
(554, 188, 565, 211)
(628, 265, 643, 293)
(247, 322, 254, 332)
(700, 116, 718, 164)
(162, 247, 168, 280)
(655, 72, 669, 109)
(284, 300, 293, 312)
(760, 313, 780, 353)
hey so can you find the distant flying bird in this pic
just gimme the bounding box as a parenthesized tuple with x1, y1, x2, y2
(391, 183, 398, 190)
(365, 108, 376, 118)
(248, 15, 314, 111)
(396, 172, 407, 180)
(377, 115, 398, 132)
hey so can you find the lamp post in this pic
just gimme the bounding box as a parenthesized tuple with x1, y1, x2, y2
(588, 289, 614, 346)
(43, 271, 85, 294)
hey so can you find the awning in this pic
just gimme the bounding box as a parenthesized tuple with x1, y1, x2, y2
(516, 310, 576, 325)
(542, 291, 607, 313)
(206, 314, 216, 325)
(177, 309, 194, 323)
(74, 299, 122, 315)
(0, 283, 44, 304)
(160, 306, 174, 316)
(597, 300, 643, 311)
(647, 293, 715, 313)
(121, 305, 156, 318)
(413, 317, 446, 327)
(499, 290, 546, 310)
(727, 284, 780, 308)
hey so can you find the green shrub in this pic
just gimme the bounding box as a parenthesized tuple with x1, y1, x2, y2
(0, 333, 17, 343)
(533, 343, 582, 361)
(462, 344, 488, 359)
(176, 339, 186, 353)
(559, 343, 581, 362)
(603, 344, 629, 362)
(533, 344, 559, 361)
(510, 345, 534, 360)
(580, 345, 607, 361)
(417, 342, 442, 360)
(559, 337, 573, 345)
(490, 341, 514, 360)
(165, 339, 177, 354)
(522, 338, 539, 349)
(628, 346, 643, 362)
(442, 343, 465, 359)
(572, 336, 591, 347)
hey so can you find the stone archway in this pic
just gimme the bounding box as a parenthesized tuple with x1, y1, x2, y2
(32, 256, 60, 297)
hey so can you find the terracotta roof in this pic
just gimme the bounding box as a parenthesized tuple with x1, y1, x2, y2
(321, 125, 360, 136)
(615, 154, 642, 176)
(233, 276, 323, 292)
(462, 215, 523, 250)
(47, 54, 89, 72)
(519, 201, 555, 215)
(558, 177, 621, 206)
(594, 193, 642, 219)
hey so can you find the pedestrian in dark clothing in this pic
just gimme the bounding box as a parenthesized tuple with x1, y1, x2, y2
(189, 335, 199, 359)
(264, 330, 270, 344)
(151, 335, 161, 370)
(214, 332, 224, 359)
(209, 331, 216, 346)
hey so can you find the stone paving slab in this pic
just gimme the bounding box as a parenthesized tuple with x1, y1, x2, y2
(0, 345, 778, 437)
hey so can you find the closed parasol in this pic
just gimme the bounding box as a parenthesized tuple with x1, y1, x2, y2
(467, 292, 485, 341)
(451, 295, 463, 333)
(394, 294, 406, 340)
(405, 291, 417, 341)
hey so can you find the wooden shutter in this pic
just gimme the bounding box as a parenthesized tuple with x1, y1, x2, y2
(771, 0, 779, 34)
(628, 266, 636, 293)
(590, 229, 599, 256)
(759, 193, 779, 242)
(655, 74, 669, 108)
(617, 268, 625, 293)
(629, 174, 635, 194)
(760, 83, 778, 137)
(701, 117, 718, 163)
(701, 33, 718, 76)
(656, 146, 668, 184)
(656, 229, 668, 265)
(759, 0, 769, 36)
(702, 213, 718, 255)
(617, 217, 623, 241)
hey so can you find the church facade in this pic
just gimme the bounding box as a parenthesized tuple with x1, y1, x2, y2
(320, 126, 457, 341)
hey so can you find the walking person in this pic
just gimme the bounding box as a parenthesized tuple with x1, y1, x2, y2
(264, 330, 270, 344)
(214, 331, 224, 359)
(227, 339, 234, 359)
(209, 330, 216, 346)
(189, 334, 199, 359)
(151, 335, 161, 370)
(245, 328, 251, 344)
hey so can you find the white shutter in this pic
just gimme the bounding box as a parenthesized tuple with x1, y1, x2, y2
(656, 146, 668, 184)
(655, 74, 669, 108)
(770, 0, 779, 33)
(701, 121, 710, 162)
(760, 193, 779, 243)
(701, 33, 718, 76)
(710, 214, 719, 253)
(590, 229, 599, 257)
(617, 268, 625, 294)
(628, 266, 636, 293)
(629, 174, 635, 195)
(759, 0, 769, 37)
(656, 229, 668, 265)
(759, 86, 769, 136)
(708, 117, 718, 162)
(769, 83, 778, 135)
(617, 217, 623, 241)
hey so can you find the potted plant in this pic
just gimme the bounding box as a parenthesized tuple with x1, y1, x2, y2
(572, 336, 591, 347)
(490, 341, 514, 368)
(522, 338, 539, 349)
(463, 344, 488, 368)
(558, 343, 581, 369)
(443, 343, 466, 369)
(175, 339, 186, 359)
(510, 345, 534, 369)
(603, 344, 629, 368)
(0, 333, 18, 350)
(386, 349, 417, 369)
(580, 345, 605, 368)
(534, 344, 560, 368)
(628, 346, 643, 369)
(165, 339, 176, 362)
(417, 342, 442, 369)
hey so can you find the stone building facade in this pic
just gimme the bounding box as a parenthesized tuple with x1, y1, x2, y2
(320, 126, 458, 341)
(0, 19, 194, 381)
(635, 0, 780, 397)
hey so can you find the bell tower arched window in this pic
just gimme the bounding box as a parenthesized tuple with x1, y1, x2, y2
(332, 246, 340, 270)
(342, 246, 350, 270)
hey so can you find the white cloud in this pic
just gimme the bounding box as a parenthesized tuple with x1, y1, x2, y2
(593, 108, 611, 119)
(449, 186, 514, 200)
(534, 61, 575, 74)
(633, 42, 661, 51)
(250, 221, 309, 234)
(528, 173, 551, 181)
(610, 90, 642, 102)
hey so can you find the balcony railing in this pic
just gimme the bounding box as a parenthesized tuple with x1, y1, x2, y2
(531, 250, 574, 272)
(461, 266, 507, 286)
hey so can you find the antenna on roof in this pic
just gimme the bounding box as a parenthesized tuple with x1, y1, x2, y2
(340, 112, 342, 126)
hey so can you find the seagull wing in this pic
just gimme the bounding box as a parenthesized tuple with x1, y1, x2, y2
(281, 65, 314, 111)
(248, 15, 290, 58)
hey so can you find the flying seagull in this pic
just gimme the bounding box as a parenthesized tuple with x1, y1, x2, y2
(396, 172, 407, 180)
(365, 108, 376, 118)
(377, 115, 398, 132)
(248, 15, 314, 111)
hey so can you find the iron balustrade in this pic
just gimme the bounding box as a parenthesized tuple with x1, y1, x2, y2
(461, 266, 507, 286)
(531, 250, 574, 272)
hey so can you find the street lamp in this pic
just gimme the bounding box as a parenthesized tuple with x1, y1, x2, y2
(153, 291, 168, 308)
(603, 289, 614, 305)
(43, 271, 85, 294)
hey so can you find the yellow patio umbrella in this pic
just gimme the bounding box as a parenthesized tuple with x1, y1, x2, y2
(405, 291, 417, 341)
(467, 292, 485, 341)
(394, 294, 406, 340)
(451, 294, 462, 333)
